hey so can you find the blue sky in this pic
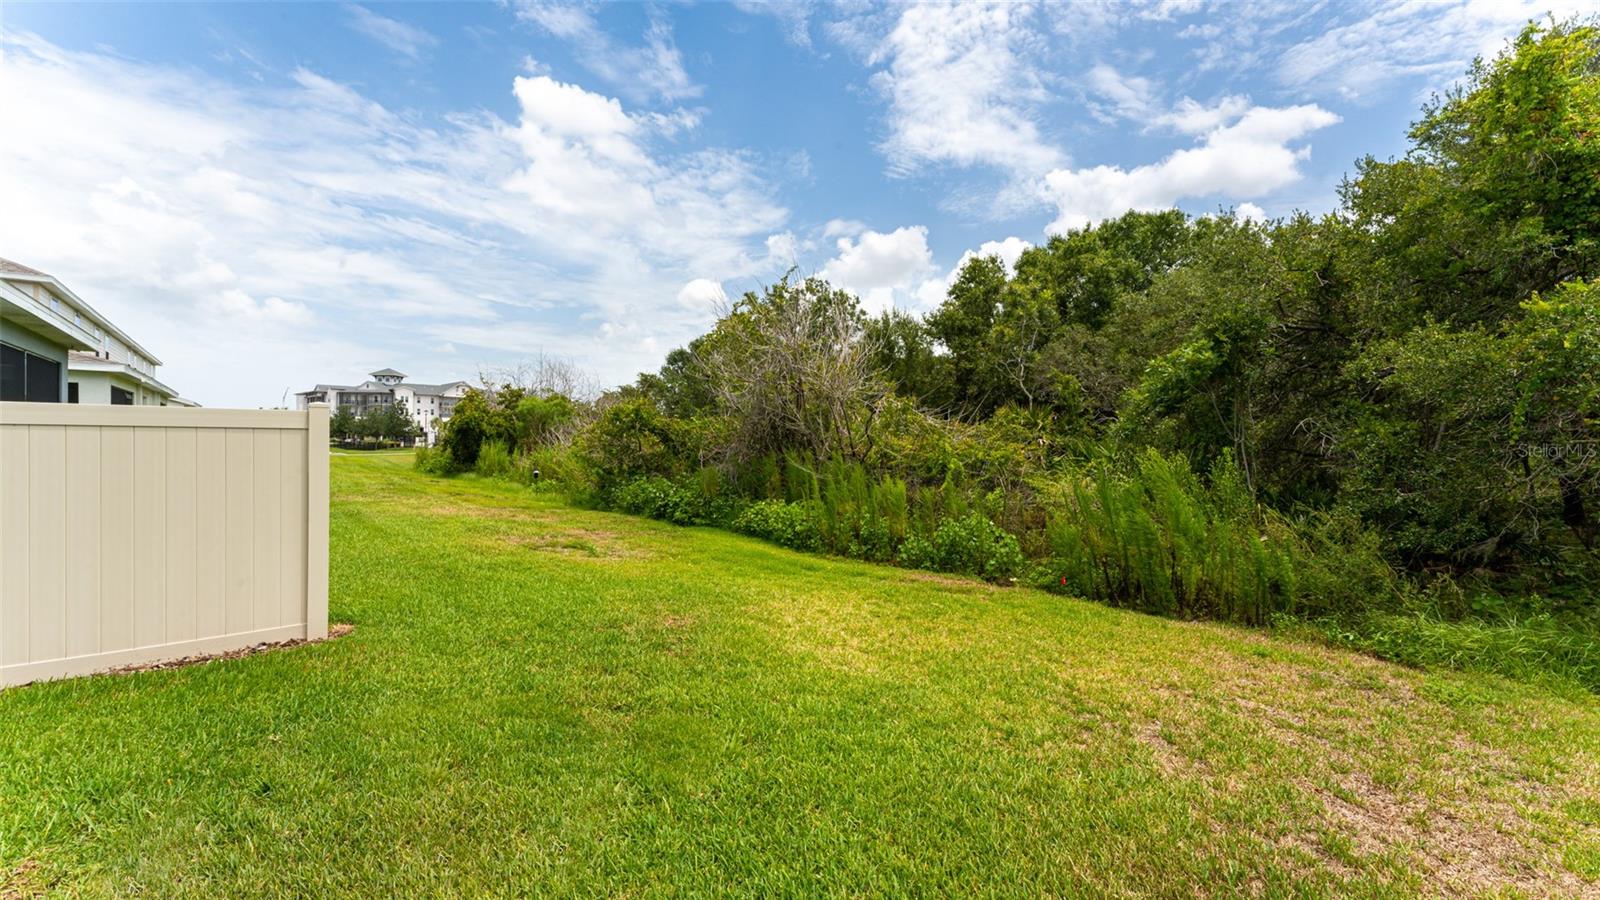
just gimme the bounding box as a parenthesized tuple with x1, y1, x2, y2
(0, 1, 1580, 406)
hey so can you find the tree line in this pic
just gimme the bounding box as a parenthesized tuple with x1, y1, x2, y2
(331, 403, 423, 447)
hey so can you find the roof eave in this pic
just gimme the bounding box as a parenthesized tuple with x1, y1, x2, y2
(0, 271, 163, 365)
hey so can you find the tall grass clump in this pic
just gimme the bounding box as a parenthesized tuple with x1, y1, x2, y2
(1041, 450, 1396, 625)
(517, 445, 588, 492)
(808, 459, 910, 561)
(474, 440, 515, 479)
(1308, 610, 1600, 695)
(732, 453, 783, 500)
(413, 445, 455, 476)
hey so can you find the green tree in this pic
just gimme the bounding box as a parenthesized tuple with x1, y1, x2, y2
(1337, 279, 1600, 562)
(579, 395, 686, 487)
(863, 309, 945, 406)
(437, 389, 514, 467)
(698, 276, 883, 463)
(650, 344, 719, 418)
(1344, 21, 1600, 329)
(330, 407, 356, 444)
(379, 403, 418, 444)
(926, 254, 1007, 414)
(514, 393, 577, 449)
(1515, 279, 1600, 548)
(981, 277, 1062, 411)
(1012, 209, 1195, 329)
(353, 407, 383, 445)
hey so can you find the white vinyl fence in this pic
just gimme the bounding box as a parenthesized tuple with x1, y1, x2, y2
(0, 402, 328, 686)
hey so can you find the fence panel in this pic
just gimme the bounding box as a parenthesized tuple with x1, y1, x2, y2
(0, 403, 329, 686)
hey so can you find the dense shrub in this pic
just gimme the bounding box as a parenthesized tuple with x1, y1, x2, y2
(438, 389, 515, 468)
(611, 475, 739, 527)
(413, 445, 455, 475)
(613, 477, 689, 523)
(579, 396, 691, 488)
(514, 393, 577, 450)
(899, 513, 1025, 582)
(733, 500, 823, 552)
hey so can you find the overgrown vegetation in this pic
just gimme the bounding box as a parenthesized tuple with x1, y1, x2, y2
(9, 453, 1600, 893)
(418, 23, 1600, 691)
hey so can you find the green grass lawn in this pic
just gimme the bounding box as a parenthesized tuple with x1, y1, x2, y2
(4, 453, 1599, 896)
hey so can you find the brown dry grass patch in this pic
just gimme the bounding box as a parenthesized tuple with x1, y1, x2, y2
(1, 859, 44, 900)
(489, 529, 650, 560)
(1126, 638, 1599, 895)
(896, 569, 1005, 593)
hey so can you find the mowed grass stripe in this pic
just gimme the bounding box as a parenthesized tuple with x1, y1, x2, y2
(1, 452, 1597, 896)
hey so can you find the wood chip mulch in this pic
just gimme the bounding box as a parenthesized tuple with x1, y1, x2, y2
(104, 623, 355, 676)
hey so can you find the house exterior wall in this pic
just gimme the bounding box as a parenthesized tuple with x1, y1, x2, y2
(71, 370, 113, 404)
(69, 370, 170, 406)
(3, 270, 176, 403)
(14, 278, 155, 373)
(0, 318, 70, 401)
(6, 281, 98, 352)
(0, 403, 330, 686)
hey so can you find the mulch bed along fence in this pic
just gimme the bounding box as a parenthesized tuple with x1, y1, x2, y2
(105, 623, 355, 677)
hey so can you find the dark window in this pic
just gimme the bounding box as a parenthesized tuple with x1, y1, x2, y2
(0, 343, 22, 402)
(1, 342, 62, 402)
(68, 382, 79, 403)
(23, 354, 59, 402)
(111, 386, 134, 405)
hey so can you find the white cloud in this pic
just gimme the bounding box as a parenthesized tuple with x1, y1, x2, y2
(1082, 64, 1260, 144)
(514, 1, 700, 102)
(1044, 102, 1339, 233)
(913, 237, 1031, 311)
(734, 0, 816, 48)
(975, 236, 1031, 274)
(210, 289, 314, 325)
(822, 218, 867, 239)
(1277, 0, 1594, 100)
(1153, 94, 1253, 134)
(1235, 202, 1267, 223)
(1176, 22, 1222, 40)
(1081, 64, 1256, 139)
(513, 74, 641, 142)
(867, 2, 1063, 179)
(1133, 0, 1205, 22)
(819, 226, 937, 315)
(0, 32, 788, 405)
(1086, 63, 1156, 121)
(344, 4, 437, 60)
(676, 278, 727, 311)
(764, 232, 803, 268)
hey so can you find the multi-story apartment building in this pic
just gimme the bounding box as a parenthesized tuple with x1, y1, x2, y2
(0, 257, 189, 405)
(294, 369, 470, 445)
